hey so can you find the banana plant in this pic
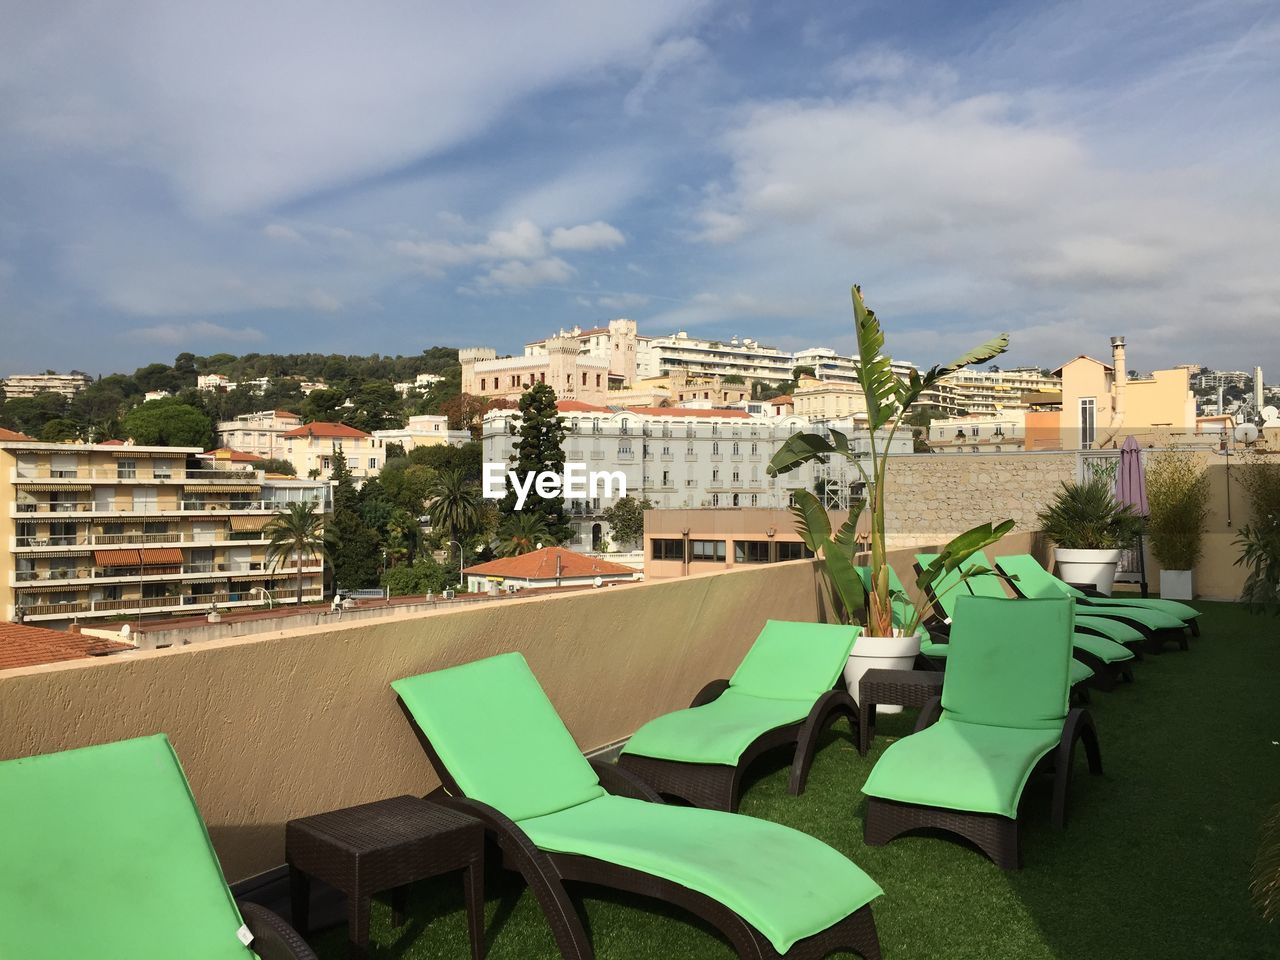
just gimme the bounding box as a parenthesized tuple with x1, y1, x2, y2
(770, 284, 1013, 637)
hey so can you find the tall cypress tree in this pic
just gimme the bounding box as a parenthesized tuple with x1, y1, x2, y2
(329, 449, 380, 589)
(500, 382, 573, 543)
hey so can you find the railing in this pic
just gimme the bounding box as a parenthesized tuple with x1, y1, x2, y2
(14, 530, 273, 548)
(13, 562, 322, 585)
(19, 587, 325, 619)
(12, 467, 261, 483)
(13, 500, 297, 517)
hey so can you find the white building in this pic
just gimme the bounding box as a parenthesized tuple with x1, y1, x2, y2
(942, 367, 1061, 416)
(647, 332, 794, 384)
(1, 372, 93, 400)
(279, 422, 387, 481)
(481, 401, 909, 552)
(929, 411, 1027, 453)
(393, 373, 445, 396)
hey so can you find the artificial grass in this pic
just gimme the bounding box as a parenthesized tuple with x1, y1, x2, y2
(309, 602, 1280, 959)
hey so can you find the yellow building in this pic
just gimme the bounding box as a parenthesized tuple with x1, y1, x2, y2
(278, 422, 386, 481)
(1056, 337, 1198, 449)
(791, 375, 869, 423)
(0, 437, 329, 625)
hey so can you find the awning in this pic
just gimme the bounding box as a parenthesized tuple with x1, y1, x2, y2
(17, 484, 91, 492)
(94, 549, 141, 566)
(15, 582, 83, 594)
(18, 550, 92, 559)
(190, 484, 261, 493)
(230, 515, 272, 532)
(140, 547, 183, 564)
(111, 451, 152, 457)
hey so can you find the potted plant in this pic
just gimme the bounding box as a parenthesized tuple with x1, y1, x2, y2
(1037, 477, 1143, 595)
(1145, 450, 1210, 600)
(769, 285, 1014, 703)
(1236, 459, 1280, 615)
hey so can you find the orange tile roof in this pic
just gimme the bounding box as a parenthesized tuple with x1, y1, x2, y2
(575, 326, 611, 337)
(0, 427, 33, 441)
(556, 400, 612, 413)
(275, 410, 301, 419)
(770, 395, 794, 405)
(99, 438, 125, 445)
(0, 623, 132, 671)
(464, 546, 637, 581)
(625, 406, 753, 418)
(281, 422, 371, 439)
(203, 447, 265, 462)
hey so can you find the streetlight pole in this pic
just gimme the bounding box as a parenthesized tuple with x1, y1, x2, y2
(448, 540, 464, 590)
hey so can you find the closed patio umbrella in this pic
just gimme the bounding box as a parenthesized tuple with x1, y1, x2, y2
(1116, 435, 1148, 516)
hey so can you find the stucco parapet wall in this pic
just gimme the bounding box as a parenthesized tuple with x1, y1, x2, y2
(474, 354, 610, 372)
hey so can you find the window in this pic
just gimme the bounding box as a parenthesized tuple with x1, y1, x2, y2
(1080, 398, 1096, 449)
(690, 539, 726, 562)
(751, 442, 758, 455)
(686, 445, 694, 456)
(651, 538, 685, 561)
(322, 457, 332, 470)
(661, 445, 670, 456)
(731, 493, 740, 506)
(776, 541, 815, 561)
(116, 459, 137, 480)
(732, 442, 740, 455)
(750, 494, 758, 507)
(712, 469, 720, 481)
(712, 441, 720, 455)
(711, 494, 720, 507)
(662, 470, 670, 486)
(711, 424, 720, 436)
(620, 419, 629, 434)
(971, 426, 980, 437)
(152, 460, 172, 480)
(734, 540, 770, 564)
(369, 458, 377, 469)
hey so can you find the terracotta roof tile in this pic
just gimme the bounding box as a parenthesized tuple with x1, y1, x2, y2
(625, 406, 753, 419)
(0, 623, 132, 671)
(464, 546, 637, 581)
(281, 422, 371, 439)
(555, 400, 612, 413)
(769, 395, 794, 405)
(0, 427, 33, 441)
(202, 447, 265, 462)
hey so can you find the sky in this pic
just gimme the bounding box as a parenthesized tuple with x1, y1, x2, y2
(1, 0, 1278, 378)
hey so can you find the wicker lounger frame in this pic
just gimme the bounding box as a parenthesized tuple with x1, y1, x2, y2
(237, 900, 320, 960)
(615, 679, 859, 812)
(398, 699, 881, 960)
(863, 697, 1102, 870)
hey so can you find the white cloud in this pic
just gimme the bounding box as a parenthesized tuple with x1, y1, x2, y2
(475, 257, 574, 290)
(263, 223, 303, 242)
(624, 36, 709, 116)
(594, 292, 650, 310)
(549, 221, 625, 252)
(122, 321, 266, 345)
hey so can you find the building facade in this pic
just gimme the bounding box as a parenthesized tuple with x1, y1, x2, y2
(647, 332, 794, 384)
(460, 340, 613, 405)
(372, 415, 450, 453)
(643, 508, 827, 579)
(1, 372, 93, 399)
(0, 440, 329, 625)
(216, 410, 303, 460)
(929, 411, 1026, 453)
(278, 422, 386, 481)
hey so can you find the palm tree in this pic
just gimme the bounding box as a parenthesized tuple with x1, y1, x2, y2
(498, 512, 553, 557)
(424, 468, 482, 546)
(385, 508, 418, 567)
(264, 501, 329, 604)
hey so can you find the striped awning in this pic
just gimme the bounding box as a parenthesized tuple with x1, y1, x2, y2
(16, 484, 92, 492)
(190, 484, 261, 493)
(111, 450, 151, 457)
(19, 550, 92, 559)
(230, 515, 272, 532)
(15, 582, 83, 594)
(94, 549, 142, 566)
(140, 547, 182, 564)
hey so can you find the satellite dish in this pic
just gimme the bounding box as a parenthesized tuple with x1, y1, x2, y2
(1263, 405, 1279, 425)
(1235, 423, 1259, 444)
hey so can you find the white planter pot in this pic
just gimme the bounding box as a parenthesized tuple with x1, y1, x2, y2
(844, 632, 922, 715)
(1160, 569, 1194, 601)
(1054, 548, 1123, 596)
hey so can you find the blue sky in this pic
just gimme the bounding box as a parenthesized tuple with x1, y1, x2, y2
(1, 0, 1277, 377)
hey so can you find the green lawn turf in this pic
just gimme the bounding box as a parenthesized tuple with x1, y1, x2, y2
(309, 601, 1280, 959)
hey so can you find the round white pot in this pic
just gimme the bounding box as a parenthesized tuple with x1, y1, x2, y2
(1159, 569, 1194, 601)
(1054, 548, 1123, 596)
(844, 632, 922, 714)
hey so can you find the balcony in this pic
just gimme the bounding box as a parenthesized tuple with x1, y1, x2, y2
(0, 543, 1270, 958)
(11, 562, 323, 588)
(11, 499, 294, 518)
(15, 586, 324, 620)
(12, 466, 261, 483)
(13, 530, 271, 549)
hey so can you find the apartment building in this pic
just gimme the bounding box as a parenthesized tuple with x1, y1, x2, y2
(393, 373, 445, 396)
(792, 347, 962, 415)
(643, 508, 828, 579)
(278, 422, 386, 481)
(215, 410, 303, 459)
(1, 372, 93, 400)
(929, 411, 1026, 453)
(461, 339, 614, 405)
(792, 375, 868, 423)
(0, 439, 329, 625)
(524, 319, 647, 383)
(481, 402, 907, 551)
(941, 367, 1061, 416)
(372, 414, 451, 453)
(648, 332, 794, 384)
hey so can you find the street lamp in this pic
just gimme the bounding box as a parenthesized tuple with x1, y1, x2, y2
(448, 540, 464, 589)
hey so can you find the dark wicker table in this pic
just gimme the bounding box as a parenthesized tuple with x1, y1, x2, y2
(286, 795, 484, 960)
(857, 669, 945, 755)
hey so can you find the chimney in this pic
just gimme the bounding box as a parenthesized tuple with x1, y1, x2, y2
(1110, 336, 1127, 428)
(1255, 365, 1265, 414)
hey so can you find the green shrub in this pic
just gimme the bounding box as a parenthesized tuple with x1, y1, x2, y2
(1145, 451, 1210, 569)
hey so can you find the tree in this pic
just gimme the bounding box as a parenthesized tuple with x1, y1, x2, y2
(424, 468, 483, 545)
(329, 449, 380, 589)
(599, 496, 653, 548)
(385, 441, 406, 460)
(410, 441, 482, 482)
(439, 393, 515, 431)
(121, 398, 213, 447)
(39, 418, 81, 442)
(346, 379, 401, 432)
(260, 457, 296, 476)
(264, 502, 329, 604)
(792, 365, 816, 381)
(301, 387, 346, 423)
(497, 512, 553, 557)
(722, 374, 745, 385)
(500, 382, 572, 542)
(382, 556, 453, 597)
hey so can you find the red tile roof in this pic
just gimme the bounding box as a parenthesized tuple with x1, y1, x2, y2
(556, 400, 612, 413)
(202, 447, 265, 462)
(575, 326, 611, 337)
(275, 410, 301, 419)
(770, 395, 794, 405)
(99, 438, 125, 445)
(625, 406, 753, 418)
(464, 546, 637, 581)
(0, 427, 33, 441)
(0, 623, 132, 671)
(281, 422, 371, 439)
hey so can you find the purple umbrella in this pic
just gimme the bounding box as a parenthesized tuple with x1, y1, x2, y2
(1116, 435, 1148, 517)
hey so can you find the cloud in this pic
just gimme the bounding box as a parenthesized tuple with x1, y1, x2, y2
(549, 221, 625, 251)
(594, 292, 650, 310)
(262, 223, 302, 242)
(121, 321, 266, 346)
(475, 257, 574, 290)
(624, 36, 709, 116)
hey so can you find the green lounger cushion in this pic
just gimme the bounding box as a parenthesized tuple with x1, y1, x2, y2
(0, 734, 253, 960)
(1071, 631, 1135, 664)
(996, 555, 1187, 629)
(1073, 615, 1144, 645)
(920, 638, 950, 659)
(1069, 659, 1095, 686)
(728, 620, 860, 701)
(519, 794, 882, 954)
(622, 690, 813, 764)
(1064, 588, 1201, 621)
(395, 653, 882, 955)
(863, 596, 1074, 819)
(393, 653, 605, 822)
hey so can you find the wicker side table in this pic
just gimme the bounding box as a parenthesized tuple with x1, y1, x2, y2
(286, 795, 484, 960)
(857, 669, 945, 755)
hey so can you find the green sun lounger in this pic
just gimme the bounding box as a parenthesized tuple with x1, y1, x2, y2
(914, 553, 1100, 695)
(618, 620, 861, 812)
(0, 734, 316, 960)
(393, 653, 883, 959)
(995, 554, 1192, 650)
(862, 596, 1102, 869)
